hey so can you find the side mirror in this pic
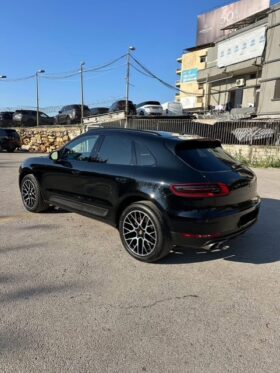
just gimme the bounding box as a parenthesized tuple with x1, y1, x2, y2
(50, 150, 59, 161)
(58, 110, 62, 114)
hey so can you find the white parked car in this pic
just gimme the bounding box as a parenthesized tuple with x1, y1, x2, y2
(136, 101, 163, 116)
(161, 102, 183, 116)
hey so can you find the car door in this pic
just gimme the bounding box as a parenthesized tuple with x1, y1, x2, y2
(84, 133, 136, 222)
(40, 112, 51, 125)
(41, 133, 101, 211)
(59, 106, 67, 124)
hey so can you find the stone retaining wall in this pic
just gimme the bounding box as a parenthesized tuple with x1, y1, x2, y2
(15, 126, 82, 153)
(14, 127, 280, 164)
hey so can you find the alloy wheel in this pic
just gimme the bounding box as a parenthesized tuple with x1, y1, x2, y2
(122, 210, 157, 256)
(22, 179, 37, 209)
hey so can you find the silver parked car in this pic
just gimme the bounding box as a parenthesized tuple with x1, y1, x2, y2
(136, 101, 163, 116)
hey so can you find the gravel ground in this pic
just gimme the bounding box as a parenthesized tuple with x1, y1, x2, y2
(0, 153, 279, 373)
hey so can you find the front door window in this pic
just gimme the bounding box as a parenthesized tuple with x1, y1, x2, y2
(62, 135, 99, 162)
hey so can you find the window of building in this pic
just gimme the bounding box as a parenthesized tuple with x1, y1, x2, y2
(273, 79, 280, 100)
(200, 55, 207, 63)
(97, 135, 133, 165)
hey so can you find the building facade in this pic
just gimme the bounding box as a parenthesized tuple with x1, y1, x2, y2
(176, 46, 209, 110)
(258, 3, 280, 117)
(177, 1, 280, 118)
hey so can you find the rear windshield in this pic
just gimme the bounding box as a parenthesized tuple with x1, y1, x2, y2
(137, 101, 160, 107)
(176, 143, 238, 172)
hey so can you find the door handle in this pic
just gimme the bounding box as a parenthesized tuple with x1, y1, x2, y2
(115, 177, 127, 183)
(71, 170, 80, 175)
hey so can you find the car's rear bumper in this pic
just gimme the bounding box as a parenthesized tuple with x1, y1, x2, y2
(169, 200, 260, 248)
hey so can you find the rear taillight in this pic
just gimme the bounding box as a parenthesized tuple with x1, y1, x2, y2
(170, 183, 230, 198)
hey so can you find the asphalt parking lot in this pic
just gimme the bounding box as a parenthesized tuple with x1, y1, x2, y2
(0, 153, 280, 373)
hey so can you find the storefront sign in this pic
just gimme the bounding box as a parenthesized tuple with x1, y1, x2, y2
(181, 68, 198, 83)
(217, 26, 266, 67)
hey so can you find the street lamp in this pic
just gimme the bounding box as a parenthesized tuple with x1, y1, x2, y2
(36, 69, 45, 126)
(0, 75, 7, 79)
(125, 46, 136, 127)
(80, 61, 85, 124)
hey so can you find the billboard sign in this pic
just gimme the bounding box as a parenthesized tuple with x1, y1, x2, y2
(217, 26, 266, 67)
(181, 68, 198, 83)
(196, 0, 270, 46)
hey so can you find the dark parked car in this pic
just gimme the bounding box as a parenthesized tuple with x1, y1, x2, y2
(19, 128, 260, 262)
(0, 111, 14, 127)
(13, 110, 54, 126)
(90, 107, 109, 116)
(55, 105, 91, 125)
(0, 128, 21, 152)
(109, 100, 136, 115)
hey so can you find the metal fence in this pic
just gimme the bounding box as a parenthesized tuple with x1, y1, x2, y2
(94, 117, 280, 146)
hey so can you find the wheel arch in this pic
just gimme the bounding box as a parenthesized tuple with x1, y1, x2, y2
(114, 193, 168, 227)
(19, 168, 40, 187)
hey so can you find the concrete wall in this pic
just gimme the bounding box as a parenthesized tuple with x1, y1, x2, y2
(223, 144, 280, 163)
(198, 17, 267, 111)
(16, 126, 82, 153)
(209, 75, 260, 108)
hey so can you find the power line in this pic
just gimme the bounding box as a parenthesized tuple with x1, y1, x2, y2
(43, 63, 126, 82)
(42, 54, 127, 80)
(131, 56, 198, 96)
(0, 55, 127, 82)
(85, 54, 126, 73)
(0, 74, 35, 82)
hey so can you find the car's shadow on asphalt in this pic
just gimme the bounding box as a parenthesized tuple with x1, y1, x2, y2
(159, 198, 280, 265)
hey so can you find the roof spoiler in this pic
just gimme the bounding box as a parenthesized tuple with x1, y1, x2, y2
(175, 138, 221, 150)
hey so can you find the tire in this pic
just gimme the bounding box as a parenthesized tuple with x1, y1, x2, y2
(119, 201, 171, 262)
(20, 174, 49, 213)
(7, 146, 16, 153)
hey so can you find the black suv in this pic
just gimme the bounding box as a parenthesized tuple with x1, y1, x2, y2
(0, 128, 21, 152)
(90, 107, 109, 116)
(55, 105, 91, 125)
(13, 110, 54, 126)
(109, 100, 136, 115)
(19, 128, 260, 262)
(0, 111, 14, 127)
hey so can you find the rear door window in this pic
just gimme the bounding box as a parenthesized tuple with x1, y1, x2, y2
(176, 144, 238, 171)
(134, 141, 156, 166)
(96, 135, 133, 165)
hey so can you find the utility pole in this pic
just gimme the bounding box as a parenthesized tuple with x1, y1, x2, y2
(125, 46, 135, 128)
(36, 69, 45, 126)
(80, 61, 85, 125)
